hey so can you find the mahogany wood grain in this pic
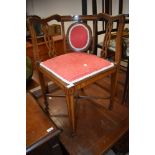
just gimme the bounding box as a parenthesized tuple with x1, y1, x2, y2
(26, 93, 61, 153)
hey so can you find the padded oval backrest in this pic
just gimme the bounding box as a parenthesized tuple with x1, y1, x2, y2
(67, 22, 92, 52)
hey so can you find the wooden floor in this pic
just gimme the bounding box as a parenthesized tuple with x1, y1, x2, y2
(27, 67, 129, 155)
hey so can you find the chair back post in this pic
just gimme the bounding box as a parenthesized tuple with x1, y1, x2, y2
(28, 15, 41, 64)
(60, 20, 66, 53)
(115, 15, 125, 65)
(92, 19, 97, 53)
(98, 13, 125, 65)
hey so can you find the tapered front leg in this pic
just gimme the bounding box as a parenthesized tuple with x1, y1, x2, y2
(38, 70, 49, 114)
(66, 88, 76, 135)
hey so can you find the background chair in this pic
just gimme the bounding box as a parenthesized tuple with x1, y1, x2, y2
(28, 13, 125, 135)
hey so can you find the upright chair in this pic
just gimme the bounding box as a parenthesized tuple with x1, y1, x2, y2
(28, 13, 125, 135)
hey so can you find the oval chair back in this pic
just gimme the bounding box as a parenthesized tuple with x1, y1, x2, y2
(66, 22, 92, 52)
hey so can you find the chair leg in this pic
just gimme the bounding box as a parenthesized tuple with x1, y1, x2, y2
(38, 70, 49, 114)
(66, 89, 76, 136)
(109, 71, 117, 110)
(122, 61, 129, 104)
(122, 82, 129, 104)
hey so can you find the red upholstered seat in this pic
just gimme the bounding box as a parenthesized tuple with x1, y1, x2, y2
(40, 52, 113, 85)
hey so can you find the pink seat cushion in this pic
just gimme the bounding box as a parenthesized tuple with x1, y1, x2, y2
(40, 52, 113, 84)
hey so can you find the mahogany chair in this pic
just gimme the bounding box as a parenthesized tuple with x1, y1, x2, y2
(28, 13, 125, 135)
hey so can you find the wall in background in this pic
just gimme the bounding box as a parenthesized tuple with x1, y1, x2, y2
(26, 0, 129, 17)
(27, 0, 81, 17)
